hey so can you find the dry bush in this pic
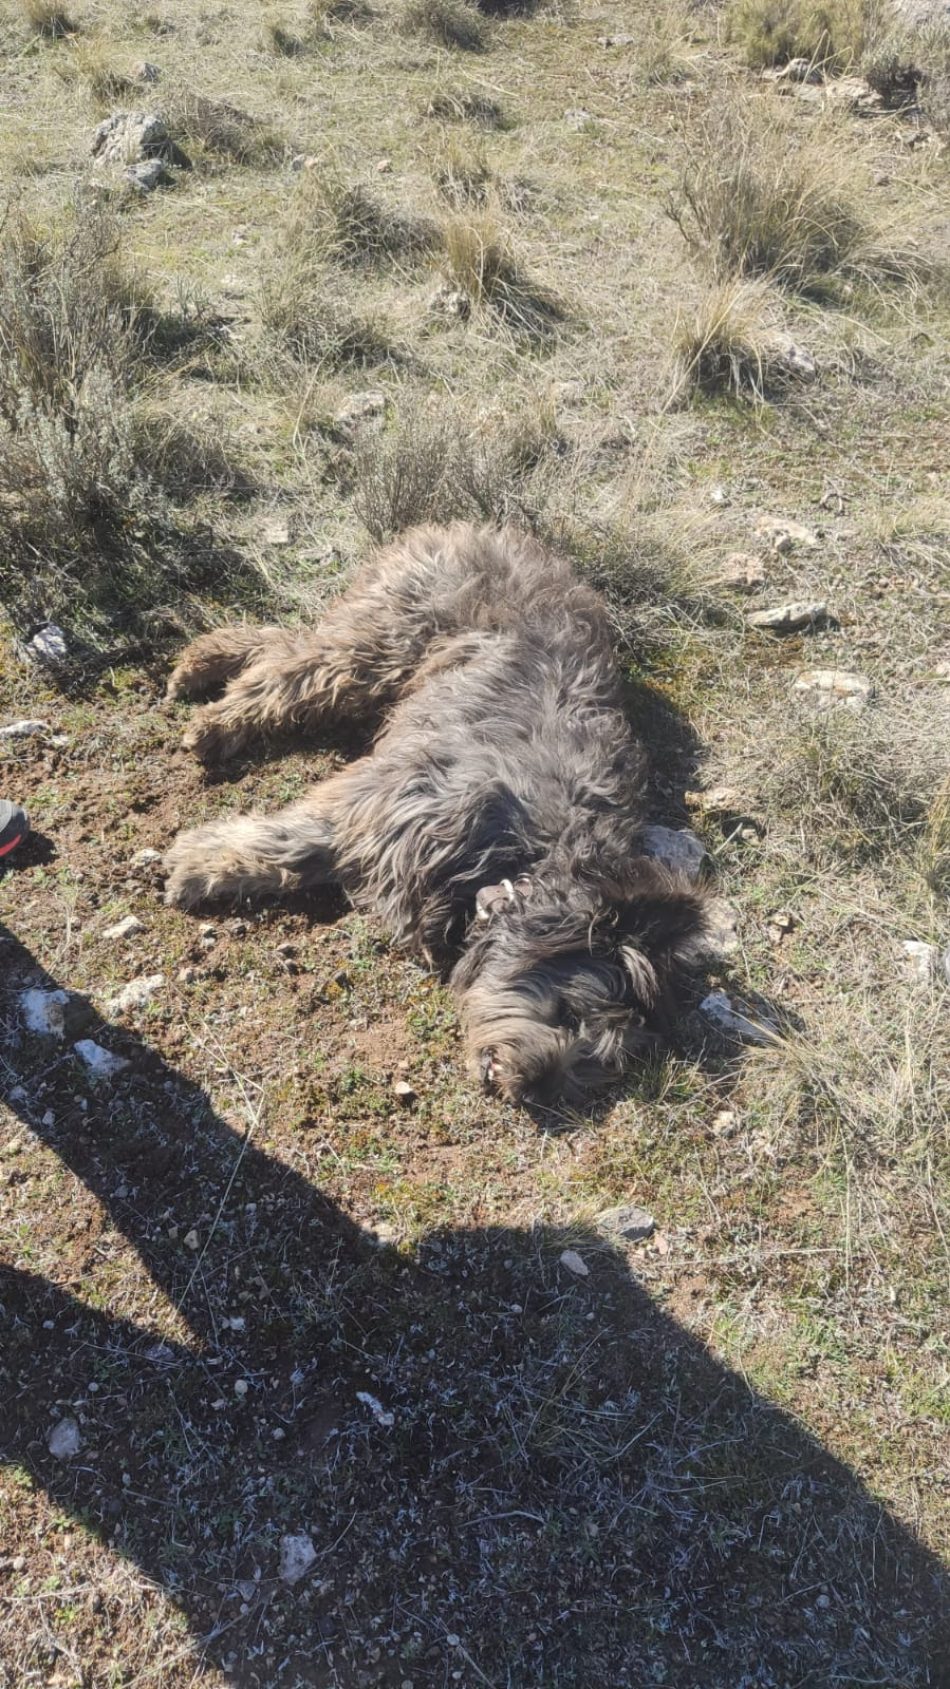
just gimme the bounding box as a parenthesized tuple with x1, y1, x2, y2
(261, 16, 308, 54)
(911, 22, 950, 131)
(350, 405, 561, 541)
(286, 173, 440, 268)
(402, 0, 487, 51)
(669, 102, 915, 298)
(260, 269, 393, 369)
(441, 215, 563, 336)
(433, 139, 494, 207)
(424, 85, 508, 127)
(57, 39, 136, 101)
(726, 0, 888, 72)
(0, 204, 251, 647)
(170, 93, 285, 165)
(21, 0, 75, 37)
(671, 279, 804, 403)
(637, 2, 697, 86)
(308, 0, 373, 22)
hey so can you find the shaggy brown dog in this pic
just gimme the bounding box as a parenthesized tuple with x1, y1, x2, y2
(164, 523, 707, 1104)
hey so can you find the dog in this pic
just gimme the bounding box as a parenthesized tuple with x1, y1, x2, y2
(164, 523, 708, 1104)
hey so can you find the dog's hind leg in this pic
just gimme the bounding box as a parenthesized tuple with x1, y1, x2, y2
(166, 626, 301, 703)
(164, 792, 339, 910)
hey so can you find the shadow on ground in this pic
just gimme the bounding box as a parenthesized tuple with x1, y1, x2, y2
(2, 925, 948, 1688)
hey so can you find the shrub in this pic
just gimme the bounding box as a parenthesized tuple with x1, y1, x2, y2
(402, 0, 486, 51)
(170, 93, 285, 165)
(21, 0, 75, 38)
(725, 0, 890, 73)
(424, 86, 508, 127)
(440, 215, 563, 336)
(671, 279, 801, 402)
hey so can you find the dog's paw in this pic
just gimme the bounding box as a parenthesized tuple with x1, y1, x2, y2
(182, 711, 244, 766)
(164, 834, 218, 909)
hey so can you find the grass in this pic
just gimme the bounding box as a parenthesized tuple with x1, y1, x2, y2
(669, 100, 916, 298)
(1, 0, 949, 1682)
(440, 214, 563, 335)
(168, 92, 286, 165)
(726, 0, 890, 73)
(21, 0, 75, 36)
(402, 0, 487, 51)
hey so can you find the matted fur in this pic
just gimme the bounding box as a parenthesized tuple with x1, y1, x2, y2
(165, 523, 708, 1103)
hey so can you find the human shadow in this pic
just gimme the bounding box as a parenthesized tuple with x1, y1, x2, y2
(2, 926, 947, 1688)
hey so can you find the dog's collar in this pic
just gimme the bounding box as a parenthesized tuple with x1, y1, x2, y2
(474, 874, 533, 923)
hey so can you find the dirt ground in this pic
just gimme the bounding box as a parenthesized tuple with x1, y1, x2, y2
(1, 1, 949, 1685)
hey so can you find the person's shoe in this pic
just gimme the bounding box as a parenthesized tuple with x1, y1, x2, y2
(0, 800, 30, 860)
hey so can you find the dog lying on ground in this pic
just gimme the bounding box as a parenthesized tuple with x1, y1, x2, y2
(164, 523, 708, 1104)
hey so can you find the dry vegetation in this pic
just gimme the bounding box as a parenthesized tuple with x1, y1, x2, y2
(1, 0, 949, 1685)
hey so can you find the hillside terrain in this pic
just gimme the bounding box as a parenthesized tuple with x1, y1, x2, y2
(1, 1, 949, 1685)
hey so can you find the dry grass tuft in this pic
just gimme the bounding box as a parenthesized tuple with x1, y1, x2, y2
(424, 85, 508, 126)
(441, 214, 563, 336)
(671, 279, 780, 402)
(21, 0, 75, 37)
(56, 38, 136, 101)
(433, 139, 494, 207)
(669, 101, 916, 298)
(923, 777, 950, 896)
(170, 92, 286, 165)
(286, 173, 441, 268)
(350, 404, 561, 541)
(261, 16, 309, 54)
(260, 266, 393, 369)
(726, 0, 887, 72)
(402, 0, 487, 51)
(308, 0, 373, 22)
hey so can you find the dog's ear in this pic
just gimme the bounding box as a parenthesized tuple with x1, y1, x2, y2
(615, 862, 709, 963)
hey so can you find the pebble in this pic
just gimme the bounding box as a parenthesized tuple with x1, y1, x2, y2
(559, 1249, 589, 1277)
(393, 1079, 416, 1104)
(564, 108, 593, 129)
(793, 668, 873, 710)
(640, 825, 706, 882)
(73, 1040, 131, 1079)
(596, 1204, 655, 1242)
(132, 847, 162, 866)
(260, 515, 293, 547)
(755, 515, 819, 553)
(0, 719, 51, 739)
(279, 1534, 317, 1585)
(713, 553, 766, 594)
(48, 1417, 82, 1460)
(103, 915, 144, 941)
(747, 601, 827, 633)
(429, 283, 471, 320)
(773, 338, 818, 382)
(125, 158, 170, 193)
(701, 898, 741, 958)
(901, 940, 943, 985)
(25, 624, 68, 669)
(20, 988, 70, 1038)
(106, 973, 164, 1015)
(335, 391, 387, 433)
(699, 990, 780, 1046)
(183, 1229, 199, 1250)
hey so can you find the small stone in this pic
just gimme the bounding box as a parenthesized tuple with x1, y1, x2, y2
(132, 847, 162, 866)
(133, 60, 161, 82)
(641, 825, 706, 882)
(0, 719, 51, 739)
(125, 158, 171, 192)
(709, 483, 730, 507)
(712, 1108, 736, 1133)
(260, 515, 293, 547)
(335, 391, 387, 434)
(684, 786, 743, 817)
(699, 990, 779, 1047)
(183, 1229, 199, 1250)
(793, 668, 873, 710)
(596, 1204, 655, 1242)
(755, 514, 819, 553)
(234, 1377, 248, 1396)
(73, 1040, 130, 1079)
(106, 973, 164, 1015)
(713, 553, 766, 594)
(21, 989, 71, 1038)
(376, 157, 392, 173)
(767, 910, 797, 946)
(823, 75, 882, 114)
(48, 1417, 82, 1460)
(103, 915, 144, 941)
(901, 940, 938, 985)
(772, 337, 818, 382)
(279, 1534, 317, 1585)
(559, 1249, 589, 1277)
(564, 108, 593, 129)
(25, 624, 68, 669)
(701, 898, 740, 958)
(356, 1390, 395, 1427)
(199, 923, 217, 940)
(747, 601, 827, 633)
(177, 965, 197, 984)
(393, 1079, 416, 1105)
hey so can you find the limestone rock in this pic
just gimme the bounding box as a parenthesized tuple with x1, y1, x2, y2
(91, 111, 190, 170)
(747, 601, 827, 633)
(793, 668, 873, 709)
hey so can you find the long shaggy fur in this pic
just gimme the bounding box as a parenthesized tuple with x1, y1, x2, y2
(165, 523, 708, 1103)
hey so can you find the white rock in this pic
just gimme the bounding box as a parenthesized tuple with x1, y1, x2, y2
(26, 624, 68, 668)
(747, 601, 827, 633)
(106, 974, 164, 1015)
(559, 1249, 589, 1277)
(713, 553, 766, 594)
(564, 108, 593, 129)
(21, 989, 70, 1038)
(754, 515, 819, 553)
(793, 668, 873, 709)
(429, 283, 470, 320)
(48, 1417, 82, 1460)
(279, 1534, 317, 1585)
(260, 515, 293, 546)
(699, 990, 780, 1046)
(132, 847, 162, 866)
(0, 719, 51, 739)
(103, 915, 144, 941)
(709, 483, 730, 506)
(700, 898, 741, 958)
(772, 337, 818, 381)
(641, 825, 706, 882)
(183, 1229, 199, 1250)
(73, 1040, 130, 1079)
(596, 1204, 655, 1242)
(334, 391, 386, 432)
(356, 1390, 395, 1427)
(901, 940, 939, 984)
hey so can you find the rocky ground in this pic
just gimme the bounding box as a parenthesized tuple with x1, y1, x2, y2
(1, 1, 949, 1685)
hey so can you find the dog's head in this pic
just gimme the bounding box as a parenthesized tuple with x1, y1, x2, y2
(451, 861, 708, 1107)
